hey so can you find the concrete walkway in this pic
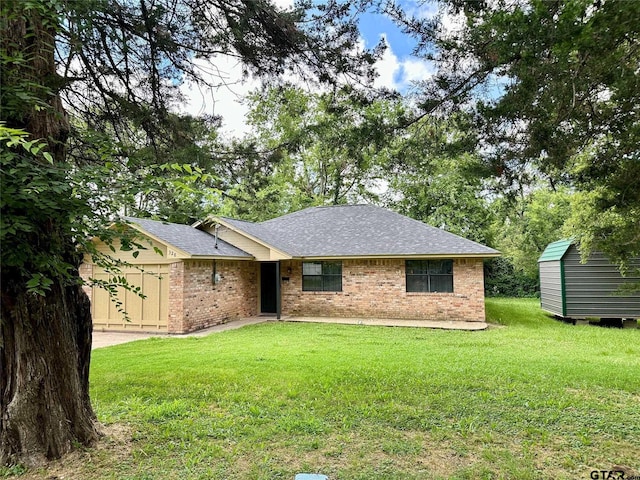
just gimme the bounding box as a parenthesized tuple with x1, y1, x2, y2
(93, 316, 486, 349)
(92, 317, 268, 349)
(284, 317, 488, 331)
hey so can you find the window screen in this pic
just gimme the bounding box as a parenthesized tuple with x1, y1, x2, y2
(406, 260, 453, 293)
(302, 261, 342, 291)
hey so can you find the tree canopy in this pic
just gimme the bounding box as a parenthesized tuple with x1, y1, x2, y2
(216, 85, 403, 219)
(389, 0, 640, 269)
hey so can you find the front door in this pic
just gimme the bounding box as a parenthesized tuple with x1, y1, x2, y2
(260, 263, 277, 314)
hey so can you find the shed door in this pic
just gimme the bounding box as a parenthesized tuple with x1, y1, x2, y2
(90, 264, 169, 331)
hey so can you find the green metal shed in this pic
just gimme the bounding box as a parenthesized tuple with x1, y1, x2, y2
(538, 240, 640, 319)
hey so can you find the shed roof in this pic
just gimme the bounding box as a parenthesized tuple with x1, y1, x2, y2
(217, 204, 500, 258)
(126, 217, 252, 258)
(538, 239, 573, 262)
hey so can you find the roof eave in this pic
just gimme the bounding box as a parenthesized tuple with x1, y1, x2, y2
(288, 252, 501, 260)
(190, 254, 255, 260)
(538, 239, 573, 262)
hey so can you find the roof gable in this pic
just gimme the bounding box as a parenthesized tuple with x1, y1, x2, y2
(126, 217, 252, 259)
(538, 239, 573, 262)
(216, 205, 499, 258)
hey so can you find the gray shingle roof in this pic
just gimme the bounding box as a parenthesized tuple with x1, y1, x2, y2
(126, 217, 251, 258)
(220, 205, 500, 257)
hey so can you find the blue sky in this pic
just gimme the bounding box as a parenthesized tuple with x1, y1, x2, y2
(358, 10, 418, 56)
(357, 4, 438, 92)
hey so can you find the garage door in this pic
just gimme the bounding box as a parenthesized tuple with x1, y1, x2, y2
(90, 264, 169, 331)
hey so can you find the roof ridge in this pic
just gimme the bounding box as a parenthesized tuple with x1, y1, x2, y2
(259, 207, 317, 225)
(125, 216, 253, 258)
(312, 203, 371, 208)
(259, 204, 378, 225)
(125, 216, 182, 227)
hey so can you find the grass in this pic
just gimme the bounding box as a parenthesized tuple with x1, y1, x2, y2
(7, 298, 640, 479)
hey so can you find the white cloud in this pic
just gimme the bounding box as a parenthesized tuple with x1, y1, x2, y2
(400, 57, 434, 85)
(272, 0, 294, 9)
(399, 0, 439, 21)
(373, 36, 402, 90)
(372, 35, 434, 91)
(439, 9, 466, 39)
(178, 0, 294, 138)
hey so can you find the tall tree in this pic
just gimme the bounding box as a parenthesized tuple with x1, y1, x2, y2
(71, 112, 223, 224)
(492, 186, 574, 279)
(214, 136, 295, 221)
(218, 85, 403, 219)
(1, 2, 99, 467)
(385, 114, 495, 245)
(387, 0, 640, 270)
(0, 0, 377, 466)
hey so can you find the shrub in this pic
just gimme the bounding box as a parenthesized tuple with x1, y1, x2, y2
(484, 257, 539, 297)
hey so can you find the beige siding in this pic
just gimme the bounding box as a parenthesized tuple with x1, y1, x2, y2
(92, 237, 171, 264)
(89, 264, 169, 331)
(215, 227, 272, 260)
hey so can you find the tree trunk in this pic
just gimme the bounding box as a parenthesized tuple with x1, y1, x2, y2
(0, 271, 99, 466)
(0, 1, 100, 466)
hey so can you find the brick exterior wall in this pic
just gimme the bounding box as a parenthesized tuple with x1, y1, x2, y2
(280, 258, 486, 322)
(169, 260, 257, 333)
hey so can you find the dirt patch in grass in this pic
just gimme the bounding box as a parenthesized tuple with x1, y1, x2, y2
(8, 424, 639, 479)
(221, 430, 484, 479)
(533, 437, 640, 480)
(12, 423, 133, 480)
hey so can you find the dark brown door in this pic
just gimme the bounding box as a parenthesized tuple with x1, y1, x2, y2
(260, 263, 277, 314)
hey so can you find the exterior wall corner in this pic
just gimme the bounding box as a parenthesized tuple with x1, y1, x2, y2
(167, 261, 186, 333)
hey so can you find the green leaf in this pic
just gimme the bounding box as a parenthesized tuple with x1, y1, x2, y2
(25, 273, 54, 295)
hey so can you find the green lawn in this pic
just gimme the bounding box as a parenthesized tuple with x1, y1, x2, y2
(11, 299, 640, 479)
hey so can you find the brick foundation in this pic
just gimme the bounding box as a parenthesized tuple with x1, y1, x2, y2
(281, 258, 486, 322)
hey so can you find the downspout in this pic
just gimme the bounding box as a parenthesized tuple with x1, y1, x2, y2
(276, 261, 281, 320)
